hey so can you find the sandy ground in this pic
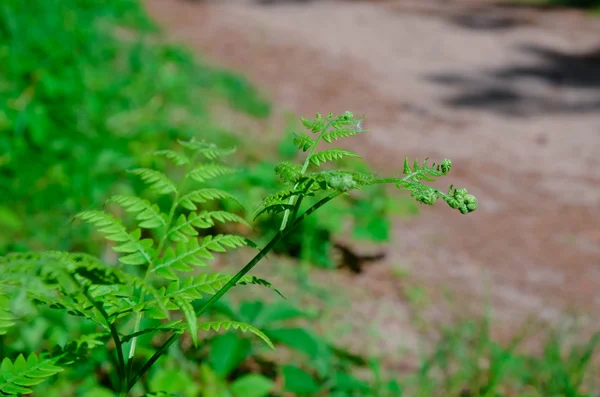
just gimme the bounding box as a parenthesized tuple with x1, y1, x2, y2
(143, 0, 600, 363)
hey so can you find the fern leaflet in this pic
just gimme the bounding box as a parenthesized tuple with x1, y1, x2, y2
(0, 354, 64, 395)
(198, 321, 274, 349)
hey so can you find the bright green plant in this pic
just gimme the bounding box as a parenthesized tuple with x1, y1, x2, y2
(0, 111, 476, 395)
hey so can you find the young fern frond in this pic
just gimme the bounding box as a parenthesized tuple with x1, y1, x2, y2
(187, 164, 237, 183)
(0, 354, 65, 395)
(167, 211, 250, 242)
(129, 168, 177, 195)
(75, 211, 154, 266)
(153, 235, 248, 280)
(154, 150, 190, 166)
(178, 188, 242, 211)
(178, 139, 236, 160)
(107, 196, 167, 229)
(308, 149, 361, 167)
(293, 133, 314, 152)
(0, 293, 16, 336)
(198, 321, 274, 349)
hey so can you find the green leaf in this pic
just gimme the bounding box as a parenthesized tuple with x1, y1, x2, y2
(173, 297, 198, 347)
(0, 294, 16, 335)
(167, 211, 249, 242)
(266, 328, 325, 359)
(188, 164, 236, 183)
(292, 133, 314, 152)
(0, 354, 64, 395)
(208, 332, 252, 377)
(253, 204, 294, 221)
(74, 212, 153, 265)
(230, 374, 275, 397)
(108, 196, 166, 229)
(178, 188, 242, 211)
(154, 149, 190, 166)
(282, 365, 320, 395)
(129, 168, 177, 195)
(198, 321, 274, 349)
(309, 149, 360, 167)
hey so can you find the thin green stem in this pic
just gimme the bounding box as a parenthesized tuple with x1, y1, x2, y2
(127, 191, 341, 392)
(80, 288, 127, 393)
(280, 120, 334, 231)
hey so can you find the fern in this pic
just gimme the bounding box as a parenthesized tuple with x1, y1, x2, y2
(178, 188, 242, 211)
(129, 168, 177, 195)
(108, 196, 167, 229)
(309, 149, 361, 167)
(0, 112, 477, 395)
(74, 211, 154, 265)
(0, 354, 64, 395)
(187, 164, 237, 183)
(0, 293, 16, 336)
(198, 321, 274, 349)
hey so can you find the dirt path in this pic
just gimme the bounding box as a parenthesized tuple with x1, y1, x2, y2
(144, 0, 600, 360)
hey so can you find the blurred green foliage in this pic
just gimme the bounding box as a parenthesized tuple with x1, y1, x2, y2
(0, 0, 269, 253)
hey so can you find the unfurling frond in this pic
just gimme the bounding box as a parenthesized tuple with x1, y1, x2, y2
(154, 150, 190, 166)
(108, 195, 166, 229)
(74, 211, 153, 265)
(309, 149, 360, 167)
(187, 164, 237, 183)
(178, 188, 242, 211)
(129, 168, 177, 195)
(0, 354, 64, 395)
(198, 321, 274, 349)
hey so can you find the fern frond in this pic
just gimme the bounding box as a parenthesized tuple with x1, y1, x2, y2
(293, 133, 314, 152)
(254, 204, 295, 221)
(187, 164, 237, 183)
(154, 150, 190, 166)
(0, 294, 16, 336)
(321, 128, 363, 143)
(75, 212, 153, 265)
(173, 296, 199, 346)
(167, 211, 249, 242)
(274, 162, 302, 184)
(154, 235, 247, 279)
(178, 139, 236, 160)
(129, 168, 177, 195)
(0, 354, 64, 395)
(309, 149, 361, 167)
(198, 321, 274, 349)
(108, 196, 167, 229)
(178, 188, 242, 211)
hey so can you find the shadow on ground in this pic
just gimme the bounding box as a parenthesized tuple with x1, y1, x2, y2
(427, 43, 600, 116)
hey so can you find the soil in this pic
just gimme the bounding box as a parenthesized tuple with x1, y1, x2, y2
(143, 0, 600, 365)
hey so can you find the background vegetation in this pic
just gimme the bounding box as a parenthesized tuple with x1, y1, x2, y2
(0, 0, 598, 396)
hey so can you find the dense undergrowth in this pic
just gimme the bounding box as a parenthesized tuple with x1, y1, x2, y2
(0, 0, 598, 396)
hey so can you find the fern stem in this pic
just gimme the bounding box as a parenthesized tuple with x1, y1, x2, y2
(127, 191, 342, 392)
(280, 120, 334, 231)
(80, 289, 127, 393)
